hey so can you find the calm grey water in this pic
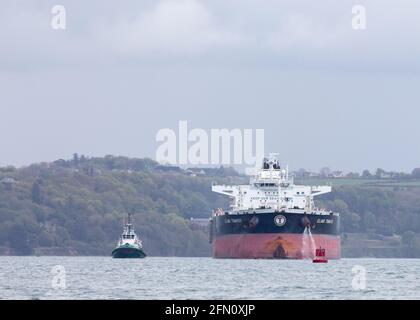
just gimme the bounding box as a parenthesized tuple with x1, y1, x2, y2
(0, 257, 419, 299)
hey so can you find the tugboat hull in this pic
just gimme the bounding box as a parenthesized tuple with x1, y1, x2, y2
(112, 246, 146, 259)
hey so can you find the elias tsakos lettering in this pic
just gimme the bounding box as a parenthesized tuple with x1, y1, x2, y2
(155, 121, 264, 166)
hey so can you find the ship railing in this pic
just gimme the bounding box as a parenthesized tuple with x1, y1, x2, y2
(212, 208, 225, 216)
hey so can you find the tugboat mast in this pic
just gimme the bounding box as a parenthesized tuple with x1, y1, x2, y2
(127, 213, 133, 233)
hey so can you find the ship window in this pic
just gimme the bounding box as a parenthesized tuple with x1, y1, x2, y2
(297, 192, 300, 195)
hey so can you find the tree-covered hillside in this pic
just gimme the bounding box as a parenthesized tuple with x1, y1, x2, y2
(0, 155, 243, 256)
(1, 155, 420, 257)
(317, 184, 420, 257)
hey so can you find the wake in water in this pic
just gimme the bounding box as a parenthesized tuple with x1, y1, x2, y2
(301, 227, 316, 259)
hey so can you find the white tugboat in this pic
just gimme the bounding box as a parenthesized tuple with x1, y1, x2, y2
(112, 213, 146, 258)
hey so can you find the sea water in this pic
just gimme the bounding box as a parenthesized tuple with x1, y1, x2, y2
(0, 257, 419, 299)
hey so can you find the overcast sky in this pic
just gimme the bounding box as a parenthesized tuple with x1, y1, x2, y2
(1, 0, 419, 172)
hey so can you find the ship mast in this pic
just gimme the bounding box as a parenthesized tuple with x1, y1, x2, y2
(127, 213, 133, 233)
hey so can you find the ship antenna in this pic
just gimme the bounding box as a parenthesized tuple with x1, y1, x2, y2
(128, 212, 134, 233)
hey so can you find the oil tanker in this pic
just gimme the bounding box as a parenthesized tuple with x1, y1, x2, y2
(209, 155, 340, 259)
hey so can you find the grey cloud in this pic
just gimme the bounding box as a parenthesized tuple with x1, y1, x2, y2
(0, 0, 419, 172)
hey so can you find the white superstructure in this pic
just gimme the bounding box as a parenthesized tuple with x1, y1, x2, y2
(212, 154, 331, 214)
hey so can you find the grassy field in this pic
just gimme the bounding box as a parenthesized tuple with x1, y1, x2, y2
(295, 178, 420, 188)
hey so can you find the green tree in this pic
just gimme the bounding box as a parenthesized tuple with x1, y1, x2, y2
(363, 211, 376, 230)
(402, 231, 416, 247)
(31, 180, 44, 205)
(375, 168, 385, 178)
(411, 168, 420, 179)
(362, 170, 372, 178)
(8, 224, 33, 255)
(342, 212, 361, 232)
(379, 225, 395, 236)
(73, 153, 79, 167)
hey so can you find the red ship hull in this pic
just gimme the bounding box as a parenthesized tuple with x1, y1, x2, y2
(213, 233, 341, 259)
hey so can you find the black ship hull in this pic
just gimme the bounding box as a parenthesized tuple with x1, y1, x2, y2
(210, 211, 340, 259)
